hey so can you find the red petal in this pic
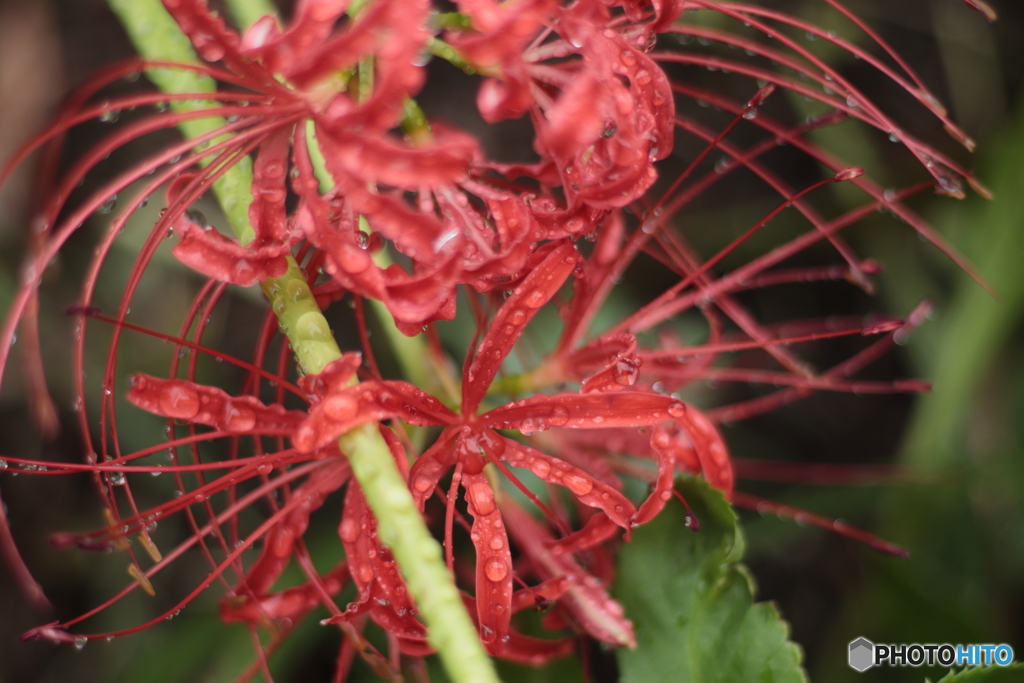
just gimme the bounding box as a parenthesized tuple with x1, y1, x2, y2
(292, 127, 461, 330)
(293, 380, 455, 453)
(510, 575, 573, 613)
(462, 241, 578, 414)
(166, 173, 291, 285)
(239, 0, 346, 76)
(494, 629, 576, 665)
(284, 0, 430, 91)
(126, 374, 304, 432)
(546, 512, 621, 555)
(502, 499, 635, 647)
(461, 472, 513, 650)
(678, 406, 734, 496)
(221, 561, 349, 624)
(407, 428, 459, 509)
(317, 122, 475, 190)
(483, 391, 687, 431)
(160, 0, 272, 83)
(248, 127, 293, 243)
(339, 483, 424, 639)
(499, 439, 635, 529)
(171, 224, 290, 286)
(579, 335, 642, 393)
(238, 458, 350, 595)
(632, 426, 677, 525)
(295, 353, 362, 399)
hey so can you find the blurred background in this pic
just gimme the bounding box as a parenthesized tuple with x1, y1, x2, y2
(0, 0, 1022, 681)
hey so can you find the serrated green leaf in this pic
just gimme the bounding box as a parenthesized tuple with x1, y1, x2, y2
(615, 478, 806, 683)
(927, 664, 1024, 683)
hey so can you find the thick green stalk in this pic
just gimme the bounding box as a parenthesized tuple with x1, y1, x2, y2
(222, 0, 277, 33)
(108, 0, 256, 244)
(107, 2, 499, 681)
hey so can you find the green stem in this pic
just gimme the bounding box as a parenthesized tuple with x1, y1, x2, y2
(108, 0, 255, 245)
(222, 0, 276, 32)
(107, 2, 500, 681)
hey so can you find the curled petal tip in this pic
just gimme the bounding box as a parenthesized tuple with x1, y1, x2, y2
(967, 175, 994, 200)
(747, 82, 776, 108)
(834, 167, 864, 182)
(963, 0, 997, 21)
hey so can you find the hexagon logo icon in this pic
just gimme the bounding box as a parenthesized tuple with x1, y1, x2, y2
(849, 637, 875, 672)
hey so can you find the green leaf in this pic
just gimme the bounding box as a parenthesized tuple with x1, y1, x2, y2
(615, 478, 807, 683)
(927, 664, 1024, 683)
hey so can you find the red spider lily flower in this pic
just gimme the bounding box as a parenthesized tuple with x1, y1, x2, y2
(0, 0, 994, 678)
(454, 0, 677, 210)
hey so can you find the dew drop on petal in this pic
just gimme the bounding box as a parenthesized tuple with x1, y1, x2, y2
(523, 290, 545, 308)
(484, 559, 508, 582)
(668, 402, 687, 418)
(97, 196, 117, 215)
(563, 472, 594, 496)
(339, 518, 361, 543)
(413, 475, 434, 493)
(222, 403, 257, 432)
(468, 483, 496, 516)
(356, 564, 375, 584)
(323, 394, 358, 421)
(158, 383, 201, 419)
(548, 405, 569, 427)
(489, 536, 504, 550)
(530, 459, 551, 478)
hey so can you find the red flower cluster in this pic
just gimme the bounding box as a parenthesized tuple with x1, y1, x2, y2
(0, 0, 993, 678)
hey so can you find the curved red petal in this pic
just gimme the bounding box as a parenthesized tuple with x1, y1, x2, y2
(171, 224, 290, 286)
(293, 380, 455, 453)
(502, 499, 635, 648)
(462, 241, 578, 414)
(461, 472, 513, 650)
(499, 439, 636, 529)
(126, 374, 305, 433)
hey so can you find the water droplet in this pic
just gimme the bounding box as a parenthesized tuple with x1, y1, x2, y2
(548, 405, 569, 427)
(158, 382, 201, 419)
(186, 208, 208, 228)
(340, 518, 361, 543)
(484, 559, 508, 582)
(468, 482, 495, 516)
(97, 196, 117, 214)
(322, 393, 358, 422)
(523, 291, 545, 308)
(222, 403, 256, 432)
(99, 109, 120, 123)
(530, 459, 551, 479)
(563, 472, 593, 496)
(356, 564, 374, 584)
